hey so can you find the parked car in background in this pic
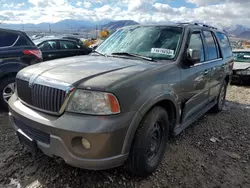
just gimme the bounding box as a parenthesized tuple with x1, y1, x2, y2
(0, 28, 42, 109)
(8, 23, 233, 177)
(232, 49, 250, 84)
(60, 35, 84, 45)
(33, 37, 92, 61)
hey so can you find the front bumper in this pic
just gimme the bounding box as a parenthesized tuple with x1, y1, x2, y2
(8, 93, 135, 170)
(232, 71, 250, 83)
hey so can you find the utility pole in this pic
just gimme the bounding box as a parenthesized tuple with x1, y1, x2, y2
(96, 25, 98, 39)
(49, 24, 51, 34)
(22, 21, 24, 31)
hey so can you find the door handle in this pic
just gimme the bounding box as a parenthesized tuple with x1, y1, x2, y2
(203, 70, 209, 75)
(48, 54, 56, 58)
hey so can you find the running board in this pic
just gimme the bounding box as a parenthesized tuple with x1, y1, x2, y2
(173, 101, 217, 136)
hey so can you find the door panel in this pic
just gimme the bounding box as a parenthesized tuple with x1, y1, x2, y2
(59, 40, 80, 58)
(180, 64, 210, 122)
(202, 30, 224, 102)
(38, 40, 60, 61)
(180, 31, 210, 122)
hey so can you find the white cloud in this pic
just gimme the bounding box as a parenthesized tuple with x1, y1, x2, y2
(76, 1, 82, 6)
(186, 0, 220, 6)
(94, 5, 112, 12)
(3, 2, 25, 9)
(1, 0, 250, 28)
(28, 0, 68, 7)
(186, 0, 250, 6)
(83, 2, 92, 8)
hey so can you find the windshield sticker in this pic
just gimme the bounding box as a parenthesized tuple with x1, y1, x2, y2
(243, 55, 250, 58)
(151, 48, 174, 56)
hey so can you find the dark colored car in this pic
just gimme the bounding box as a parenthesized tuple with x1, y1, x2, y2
(232, 49, 250, 84)
(61, 36, 84, 44)
(9, 23, 233, 176)
(33, 37, 92, 61)
(0, 28, 42, 109)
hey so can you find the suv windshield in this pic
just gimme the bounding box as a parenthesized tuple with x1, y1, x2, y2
(96, 26, 183, 60)
(233, 52, 250, 62)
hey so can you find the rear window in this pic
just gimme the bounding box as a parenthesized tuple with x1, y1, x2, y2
(0, 31, 19, 48)
(216, 32, 232, 58)
(15, 35, 33, 47)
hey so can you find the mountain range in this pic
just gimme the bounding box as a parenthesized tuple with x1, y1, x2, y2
(1, 19, 250, 40)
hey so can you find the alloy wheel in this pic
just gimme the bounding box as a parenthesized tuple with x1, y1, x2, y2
(2, 82, 15, 104)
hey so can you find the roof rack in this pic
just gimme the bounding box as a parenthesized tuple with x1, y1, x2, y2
(177, 22, 218, 30)
(194, 22, 218, 30)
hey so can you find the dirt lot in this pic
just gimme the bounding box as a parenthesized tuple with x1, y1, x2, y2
(0, 85, 250, 188)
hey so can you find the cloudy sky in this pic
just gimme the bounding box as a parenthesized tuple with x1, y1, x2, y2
(0, 0, 250, 27)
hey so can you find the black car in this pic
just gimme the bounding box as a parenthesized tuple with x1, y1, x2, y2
(0, 28, 42, 109)
(33, 37, 92, 61)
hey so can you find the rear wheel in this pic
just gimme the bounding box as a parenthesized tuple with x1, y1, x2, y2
(127, 107, 169, 177)
(0, 76, 16, 110)
(210, 80, 227, 113)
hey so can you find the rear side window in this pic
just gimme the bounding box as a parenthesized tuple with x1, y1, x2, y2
(216, 32, 232, 58)
(15, 35, 33, 47)
(203, 31, 219, 60)
(38, 41, 57, 50)
(60, 41, 80, 49)
(0, 31, 19, 47)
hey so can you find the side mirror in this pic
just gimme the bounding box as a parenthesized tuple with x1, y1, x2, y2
(186, 49, 201, 65)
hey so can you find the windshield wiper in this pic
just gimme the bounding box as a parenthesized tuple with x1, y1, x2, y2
(91, 50, 106, 56)
(111, 52, 155, 62)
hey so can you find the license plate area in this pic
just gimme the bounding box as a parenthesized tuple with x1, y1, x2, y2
(17, 129, 37, 154)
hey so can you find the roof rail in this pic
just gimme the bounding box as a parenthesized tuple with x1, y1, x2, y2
(177, 22, 218, 30)
(194, 22, 217, 30)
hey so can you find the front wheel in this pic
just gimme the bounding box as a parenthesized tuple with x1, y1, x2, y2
(210, 80, 227, 113)
(0, 76, 16, 110)
(127, 107, 169, 177)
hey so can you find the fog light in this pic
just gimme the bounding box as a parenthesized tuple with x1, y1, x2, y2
(81, 138, 91, 149)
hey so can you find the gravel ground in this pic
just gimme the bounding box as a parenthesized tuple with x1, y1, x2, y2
(0, 85, 250, 188)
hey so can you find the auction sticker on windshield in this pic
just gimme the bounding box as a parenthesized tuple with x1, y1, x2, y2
(151, 48, 174, 56)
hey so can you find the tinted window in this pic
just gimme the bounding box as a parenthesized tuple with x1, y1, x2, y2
(203, 31, 219, 60)
(15, 35, 33, 47)
(38, 41, 57, 50)
(216, 32, 232, 58)
(188, 33, 205, 62)
(0, 31, 19, 47)
(60, 41, 79, 49)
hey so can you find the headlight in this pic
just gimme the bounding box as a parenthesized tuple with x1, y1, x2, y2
(235, 70, 250, 75)
(66, 90, 120, 115)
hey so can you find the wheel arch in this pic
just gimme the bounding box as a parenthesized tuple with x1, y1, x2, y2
(121, 95, 180, 155)
(0, 72, 18, 81)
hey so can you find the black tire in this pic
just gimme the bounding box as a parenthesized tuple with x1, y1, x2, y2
(210, 80, 227, 113)
(127, 106, 170, 177)
(0, 76, 16, 110)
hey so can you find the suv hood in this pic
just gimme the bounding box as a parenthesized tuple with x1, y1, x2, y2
(17, 55, 158, 88)
(233, 61, 250, 70)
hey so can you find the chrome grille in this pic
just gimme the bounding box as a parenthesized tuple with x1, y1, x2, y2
(16, 79, 67, 113)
